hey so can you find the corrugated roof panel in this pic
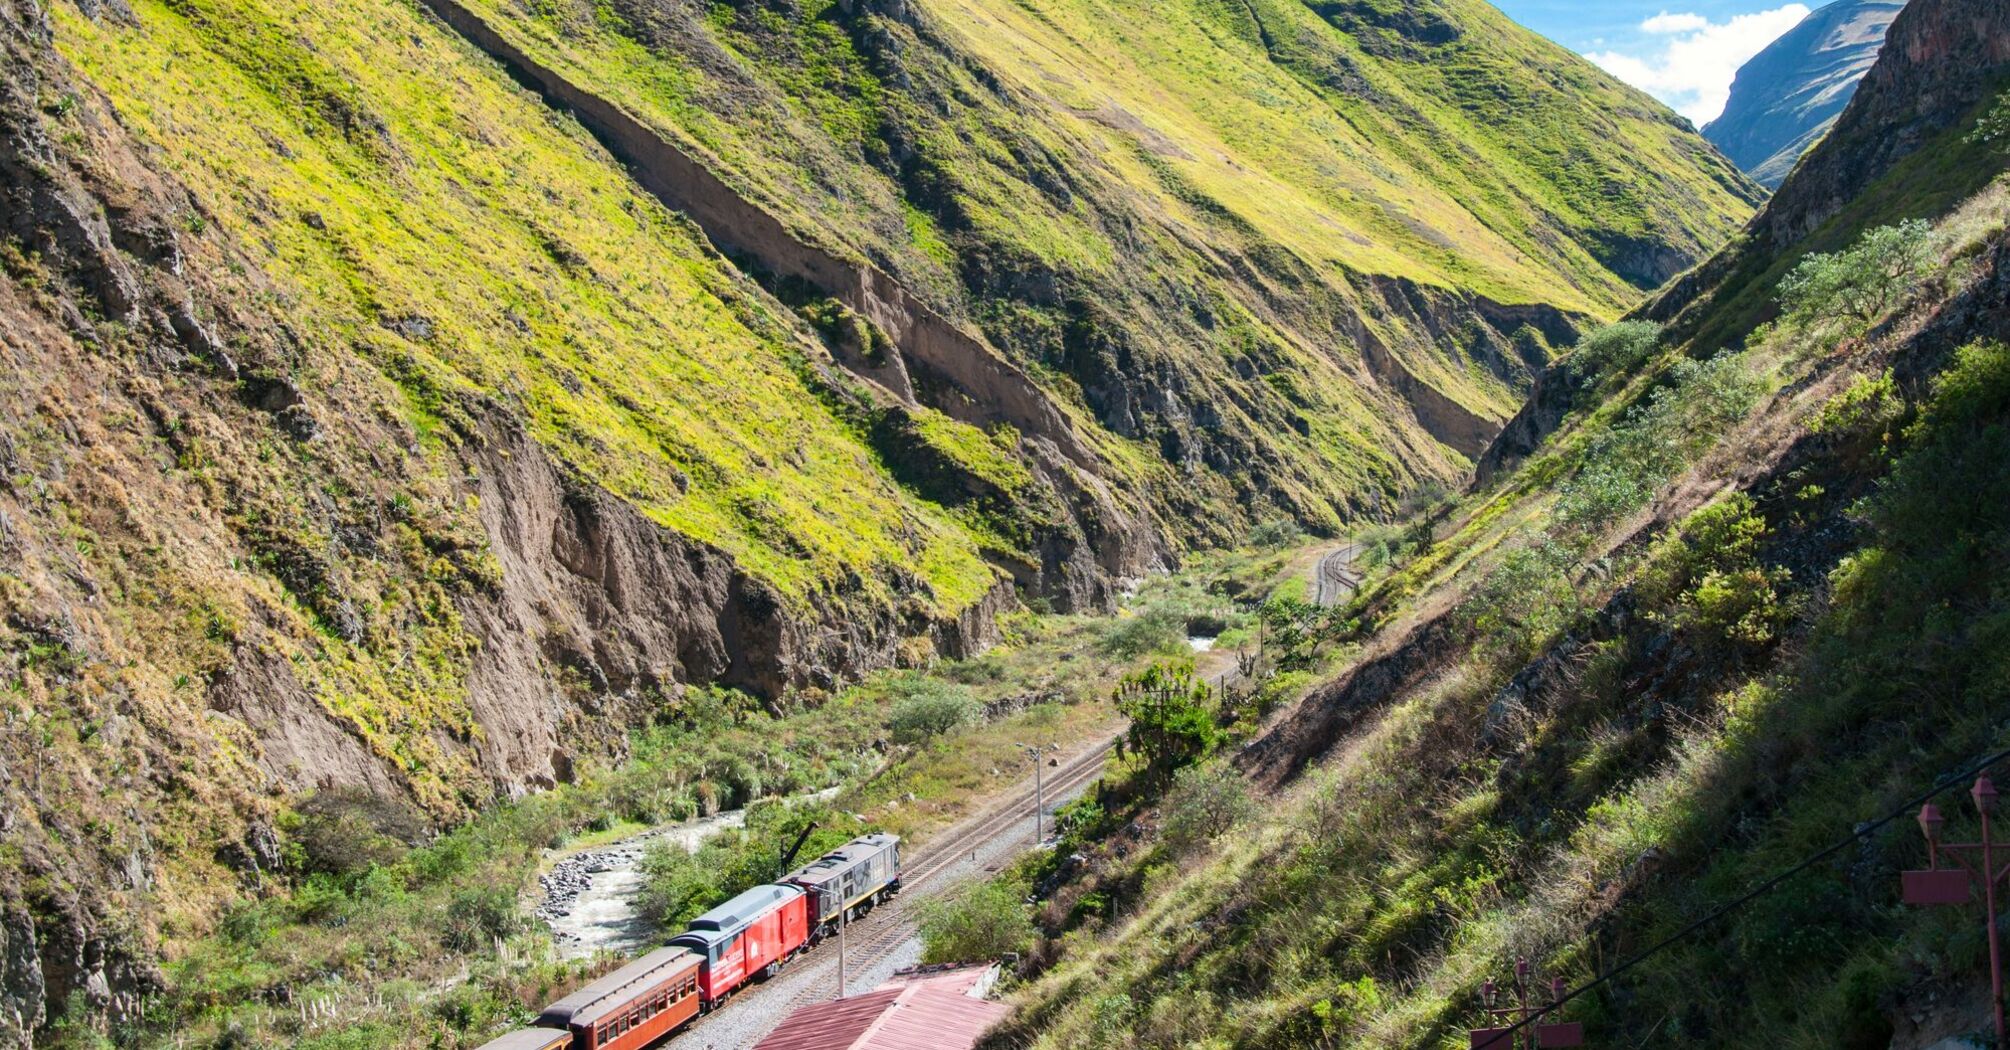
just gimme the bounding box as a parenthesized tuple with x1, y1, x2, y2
(752, 966, 1009, 1050)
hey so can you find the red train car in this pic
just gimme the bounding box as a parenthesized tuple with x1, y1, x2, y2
(668, 883, 809, 1007)
(536, 946, 702, 1050)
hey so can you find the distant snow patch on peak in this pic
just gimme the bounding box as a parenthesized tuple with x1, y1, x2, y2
(1589, 5, 1812, 125)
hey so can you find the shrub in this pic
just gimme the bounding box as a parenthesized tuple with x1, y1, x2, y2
(1460, 537, 1579, 660)
(1095, 609, 1185, 659)
(1968, 89, 2010, 153)
(1555, 351, 1763, 531)
(1811, 370, 1905, 465)
(442, 885, 519, 951)
(1158, 763, 1256, 855)
(1683, 566, 1794, 648)
(1777, 220, 1933, 329)
(885, 675, 981, 745)
(919, 878, 1035, 964)
(288, 788, 424, 878)
(1567, 320, 1662, 381)
(1246, 518, 1304, 549)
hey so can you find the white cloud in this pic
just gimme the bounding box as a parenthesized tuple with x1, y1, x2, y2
(1588, 5, 1812, 126)
(1640, 11, 1710, 33)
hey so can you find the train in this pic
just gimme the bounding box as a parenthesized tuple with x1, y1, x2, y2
(475, 832, 901, 1050)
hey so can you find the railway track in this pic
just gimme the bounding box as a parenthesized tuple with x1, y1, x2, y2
(1314, 542, 1365, 607)
(672, 734, 1119, 1044)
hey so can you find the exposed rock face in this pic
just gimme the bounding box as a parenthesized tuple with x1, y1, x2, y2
(1703, 0, 1904, 189)
(1470, 360, 1579, 487)
(420, 0, 1158, 612)
(1725, 0, 2010, 258)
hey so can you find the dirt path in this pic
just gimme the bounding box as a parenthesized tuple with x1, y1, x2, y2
(666, 732, 1118, 1049)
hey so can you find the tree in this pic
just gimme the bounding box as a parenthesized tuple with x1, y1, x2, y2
(1113, 664, 1217, 783)
(885, 675, 980, 745)
(1777, 220, 1934, 329)
(1567, 320, 1663, 381)
(1968, 90, 2010, 153)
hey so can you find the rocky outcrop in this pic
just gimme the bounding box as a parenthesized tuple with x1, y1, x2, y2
(1746, 0, 2010, 253)
(0, 0, 1029, 1033)
(1703, 0, 1904, 189)
(1471, 359, 1579, 487)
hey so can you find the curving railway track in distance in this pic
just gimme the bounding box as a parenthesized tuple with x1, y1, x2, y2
(1313, 542, 1365, 607)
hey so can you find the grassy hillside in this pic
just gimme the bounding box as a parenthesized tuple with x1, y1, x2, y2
(52, 0, 1005, 613)
(977, 84, 2010, 1050)
(438, 0, 1762, 518)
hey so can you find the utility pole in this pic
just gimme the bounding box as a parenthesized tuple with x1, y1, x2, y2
(837, 904, 848, 1000)
(1903, 775, 2009, 1046)
(1016, 743, 1058, 846)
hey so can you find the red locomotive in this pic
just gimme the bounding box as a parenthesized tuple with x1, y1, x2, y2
(668, 882, 811, 1007)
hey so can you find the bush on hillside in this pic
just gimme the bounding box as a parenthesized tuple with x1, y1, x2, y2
(919, 878, 1035, 964)
(886, 675, 981, 745)
(1968, 89, 2010, 152)
(1158, 762, 1256, 855)
(1555, 351, 1763, 531)
(441, 885, 520, 951)
(1778, 220, 1934, 329)
(286, 788, 426, 878)
(1246, 518, 1304, 549)
(1567, 320, 1662, 382)
(1460, 536, 1579, 661)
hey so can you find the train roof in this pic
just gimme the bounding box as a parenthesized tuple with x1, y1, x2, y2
(472, 1030, 570, 1050)
(537, 946, 697, 1029)
(782, 833, 900, 887)
(674, 883, 802, 944)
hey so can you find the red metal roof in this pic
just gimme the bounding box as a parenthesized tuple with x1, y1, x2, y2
(751, 965, 1011, 1050)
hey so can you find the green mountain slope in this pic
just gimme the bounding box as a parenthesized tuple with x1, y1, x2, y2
(431, 0, 1762, 520)
(982, 0, 2010, 1044)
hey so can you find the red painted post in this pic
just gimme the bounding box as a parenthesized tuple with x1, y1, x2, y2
(1471, 959, 1582, 1050)
(1901, 776, 2008, 1049)
(1978, 777, 2004, 1047)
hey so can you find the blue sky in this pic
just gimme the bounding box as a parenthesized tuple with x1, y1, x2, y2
(1491, 0, 1827, 125)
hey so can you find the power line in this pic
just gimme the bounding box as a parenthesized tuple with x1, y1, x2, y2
(1475, 743, 2010, 1049)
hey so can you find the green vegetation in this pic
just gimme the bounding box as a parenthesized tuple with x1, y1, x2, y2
(921, 875, 1039, 966)
(1157, 762, 1256, 857)
(52, 0, 1002, 621)
(113, 535, 1322, 1047)
(982, 165, 2010, 1049)
(1778, 219, 1935, 331)
(1113, 664, 1218, 785)
(442, 0, 1761, 531)
(886, 674, 984, 746)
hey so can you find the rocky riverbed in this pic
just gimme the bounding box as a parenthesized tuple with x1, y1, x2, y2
(535, 808, 749, 959)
